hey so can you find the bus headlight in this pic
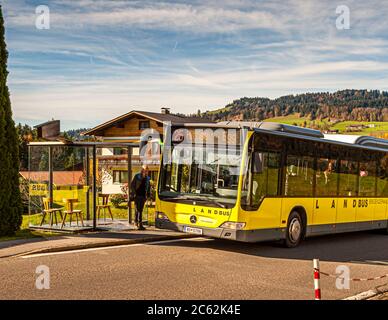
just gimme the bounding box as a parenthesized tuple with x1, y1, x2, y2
(220, 222, 246, 230)
(156, 212, 170, 220)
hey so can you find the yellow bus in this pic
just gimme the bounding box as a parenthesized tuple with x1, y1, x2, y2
(155, 122, 388, 247)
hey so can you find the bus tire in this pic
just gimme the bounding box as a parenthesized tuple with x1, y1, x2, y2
(284, 211, 303, 248)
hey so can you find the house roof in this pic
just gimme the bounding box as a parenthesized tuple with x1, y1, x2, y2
(34, 119, 60, 129)
(82, 110, 212, 136)
(20, 171, 84, 186)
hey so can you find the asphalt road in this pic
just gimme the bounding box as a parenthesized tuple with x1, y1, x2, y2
(1, 231, 388, 300)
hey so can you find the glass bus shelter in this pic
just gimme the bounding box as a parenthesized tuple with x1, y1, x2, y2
(25, 141, 148, 232)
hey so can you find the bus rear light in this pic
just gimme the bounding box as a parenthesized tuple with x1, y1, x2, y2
(156, 212, 170, 220)
(220, 222, 246, 230)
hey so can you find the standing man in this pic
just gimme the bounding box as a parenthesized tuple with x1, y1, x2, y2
(130, 165, 151, 230)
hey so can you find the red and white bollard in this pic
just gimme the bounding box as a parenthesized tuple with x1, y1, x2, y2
(313, 259, 321, 300)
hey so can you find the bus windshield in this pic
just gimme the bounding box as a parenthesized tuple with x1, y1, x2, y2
(158, 143, 242, 208)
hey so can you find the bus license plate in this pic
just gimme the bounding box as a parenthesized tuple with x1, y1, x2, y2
(183, 226, 203, 235)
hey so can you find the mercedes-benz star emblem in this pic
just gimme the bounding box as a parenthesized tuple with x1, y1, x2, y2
(190, 215, 197, 224)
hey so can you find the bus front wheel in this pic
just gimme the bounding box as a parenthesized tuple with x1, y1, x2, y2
(284, 211, 304, 248)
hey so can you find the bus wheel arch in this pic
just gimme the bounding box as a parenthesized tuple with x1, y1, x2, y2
(292, 206, 307, 239)
(283, 206, 307, 248)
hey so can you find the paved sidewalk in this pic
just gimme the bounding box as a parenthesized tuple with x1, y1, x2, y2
(0, 227, 196, 258)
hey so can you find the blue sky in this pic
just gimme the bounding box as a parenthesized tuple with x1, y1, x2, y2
(3, 0, 388, 130)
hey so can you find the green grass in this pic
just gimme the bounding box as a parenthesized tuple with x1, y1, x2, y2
(264, 114, 388, 137)
(0, 228, 60, 242)
(0, 215, 61, 242)
(263, 113, 307, 125)
(104, 203, 155, 224)
(330, 121, 388, 136)
(264, 113, 328, 127)
(205, 106, 232, 115)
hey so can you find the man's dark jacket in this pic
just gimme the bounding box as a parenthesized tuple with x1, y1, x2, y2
(130, 173, 151, 199)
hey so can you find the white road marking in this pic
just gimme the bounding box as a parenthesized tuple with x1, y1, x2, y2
(20, 237, 211, 259)
(349, 260, 388, 266)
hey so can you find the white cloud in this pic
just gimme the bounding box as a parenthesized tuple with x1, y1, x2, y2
(3, 0, 388, 129)
(5, 1, 286, 33)
(10, 57, 388, 129)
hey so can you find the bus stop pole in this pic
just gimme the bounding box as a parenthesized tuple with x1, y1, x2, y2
(85, 147, 90, 221)
(127, 146, 132, 224)
(92, 145, 97, 230)
(48, 146, 53, 208)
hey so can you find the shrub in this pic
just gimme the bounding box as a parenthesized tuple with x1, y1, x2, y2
(110, 194, 127, 208)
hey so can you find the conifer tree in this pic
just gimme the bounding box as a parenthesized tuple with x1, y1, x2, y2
(0, 6, 22, 236)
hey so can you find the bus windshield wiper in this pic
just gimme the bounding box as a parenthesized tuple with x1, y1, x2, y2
(162, 194, 227, 208)
(204, 198, 227, 209)
(181, 195, 227, 208)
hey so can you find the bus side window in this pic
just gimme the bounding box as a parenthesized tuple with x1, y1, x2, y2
(358, 161, 376, 197)
(316, 158, 338, 196)
(338, 160, 358, 196)
(377, 155, 388, 196)
(284, 155, 314, 196)
(241, 151, 280, 211)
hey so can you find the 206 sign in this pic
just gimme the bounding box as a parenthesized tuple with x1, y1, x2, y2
(29, 184, 47, 196)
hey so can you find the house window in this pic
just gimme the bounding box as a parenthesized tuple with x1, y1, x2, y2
(113, 148, 126, 155)
(113, 170, 128, 184)
(139, 121, 150, 130)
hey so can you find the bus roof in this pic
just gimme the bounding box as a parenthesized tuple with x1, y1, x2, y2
(173, 121, 388, 152)
(177, 121, 324, 138)
(324, 134, 388, 150)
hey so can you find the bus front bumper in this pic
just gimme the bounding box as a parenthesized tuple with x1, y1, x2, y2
(155, 218, 284, 243)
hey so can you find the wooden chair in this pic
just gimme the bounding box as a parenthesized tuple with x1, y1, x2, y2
(97, 193, 114, 221)
(40, 198, 63, 227)
(61, 198, 84, 229)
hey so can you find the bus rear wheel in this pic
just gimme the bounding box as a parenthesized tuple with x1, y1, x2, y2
(284, 211, 303, 248)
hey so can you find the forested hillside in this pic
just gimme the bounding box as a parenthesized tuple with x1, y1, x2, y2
(200, 90, 388, 122)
